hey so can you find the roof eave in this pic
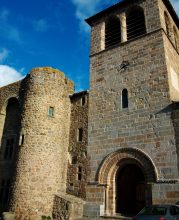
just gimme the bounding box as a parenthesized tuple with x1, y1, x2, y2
(85, 0, 179, 28)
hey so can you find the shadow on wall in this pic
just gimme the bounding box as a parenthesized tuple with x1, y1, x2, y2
(0, 75, 29, 214)
(171, 102, 179, 177)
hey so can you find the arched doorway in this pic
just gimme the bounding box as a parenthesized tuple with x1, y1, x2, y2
(116, 163, 145, 215)
(97, 148, 157, 215)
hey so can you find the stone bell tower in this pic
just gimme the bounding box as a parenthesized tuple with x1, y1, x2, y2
(85, 0, 179, 217)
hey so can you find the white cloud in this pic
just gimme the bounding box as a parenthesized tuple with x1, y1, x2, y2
(0, 48, 9, 63)
(71, 0, 120, 32)
(33, 19, 49, 32)
(0, 65, 24, 87)
(171, 0, 179, 16)
(71, 0, 101, 32)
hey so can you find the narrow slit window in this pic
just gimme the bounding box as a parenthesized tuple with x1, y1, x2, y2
(48, 107, 54, 117)
(4, 139, 14, 160)
(127, 7, 146, 40)
(19, 134, 24, 146)
(105, 16, 121, 49)
(81, 96, 86, 106)
(77, 166, 82, 181)
(77, 128, 83, 142)
(122, 89, 128, 109)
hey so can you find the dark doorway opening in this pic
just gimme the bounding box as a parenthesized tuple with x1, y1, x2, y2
(116, 164, 145, 215)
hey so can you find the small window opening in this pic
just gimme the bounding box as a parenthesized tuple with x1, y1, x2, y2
(66, 203, 69, 210)
(127, 7, 146, 40)
(69, 183, 74, 191)
(72, 156, 77, 164)
(77, 128, 83, 142)
(105, 16, 121, 49)
(164, 12, 170, 37)
(0, 179, 10, 205)
(81, 96, 86, 106)
(122, 89, 128, 109)
(48, 107, 54, 117)
(4, 139, 14, 160)
(77, 166, 82, 181)
(19, 134, 24, 146)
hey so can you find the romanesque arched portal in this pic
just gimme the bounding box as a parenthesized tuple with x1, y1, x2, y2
(97, 148, 158, 215)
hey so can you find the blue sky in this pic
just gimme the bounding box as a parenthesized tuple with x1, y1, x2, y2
(0, 0, 178, 91)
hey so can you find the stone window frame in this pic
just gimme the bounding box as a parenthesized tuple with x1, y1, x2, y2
(19, 134, 24, 146)
(121, 88, 128, 109)
(126, 6, 147, 41)
(71, 155, 77, 165)
(100, 5, 148, 52)
(77, 128, 83, 142)
(48, 106, 54, 117)
(105, 15, 122, 49)
(80, 96, 86, 106)
(77, 166, 83, 181)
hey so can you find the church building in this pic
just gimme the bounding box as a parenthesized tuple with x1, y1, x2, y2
(0, 0, 179, 219)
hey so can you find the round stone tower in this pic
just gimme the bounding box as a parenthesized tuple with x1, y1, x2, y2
(10, 67, 74, 219)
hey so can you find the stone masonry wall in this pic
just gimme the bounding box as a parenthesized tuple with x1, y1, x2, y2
(0, 81, 21, 213)
(90, 0, 161, 55)
(67, 92, 90, 199)
(88, 29, 178, 183)
(9, 67, 74, 220)
(86, 0, 179, 212)
(158, 0, 179, 51)
(152, 182, 179, 204)
(163, 23, 179, 177)
(164, 31, 179, 101)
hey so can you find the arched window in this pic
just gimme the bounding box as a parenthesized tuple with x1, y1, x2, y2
(122, 89, 128, 109)
(164, 12, 170, 37)
(173, 26, 178, 50)
(77, 166, 82, 181)
(2, 98, 20, 160)
(105, 16, 121, 49)
(126, 7, 146, 40)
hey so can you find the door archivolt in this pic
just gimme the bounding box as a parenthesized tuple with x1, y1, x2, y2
(96, 148, 157, 215)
